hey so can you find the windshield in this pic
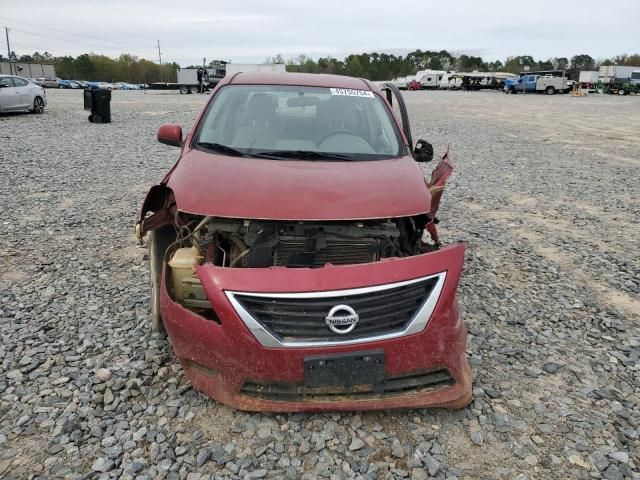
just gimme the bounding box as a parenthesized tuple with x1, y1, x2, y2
(194, 85, 403, 161)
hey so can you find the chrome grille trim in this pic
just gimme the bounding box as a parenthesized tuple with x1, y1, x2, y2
(225, 272, 446, 348)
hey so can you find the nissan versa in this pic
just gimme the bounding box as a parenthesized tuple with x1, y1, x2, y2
(136, 72, 471, 411)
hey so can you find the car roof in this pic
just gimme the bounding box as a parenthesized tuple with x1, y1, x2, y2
(224, 72, 374, 90)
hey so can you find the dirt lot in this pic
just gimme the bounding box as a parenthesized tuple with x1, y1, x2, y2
(1, 89, 639, 480)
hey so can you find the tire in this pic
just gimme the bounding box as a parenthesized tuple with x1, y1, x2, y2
(618, 89, 626, 96)
(545, 86, 555, 95)
(148, 226, 175, 335)
(31, 96, 45, 114)
(189, 86, 199, 94)
(179, 86, 189, 95)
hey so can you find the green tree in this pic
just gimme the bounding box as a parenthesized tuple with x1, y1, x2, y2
(503, 55, 536, 73)
(570, 54, 595, 79)
(537, 59, 554, 70)
(552, 57, 569, 70)
(624, 54, 640, 66)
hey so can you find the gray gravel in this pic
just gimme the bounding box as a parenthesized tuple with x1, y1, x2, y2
(1, 89, 639, 479)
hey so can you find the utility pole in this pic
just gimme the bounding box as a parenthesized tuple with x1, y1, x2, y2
(5, 27, 13, 75)
(156, 40, 163, 82)
(201, 57, 206, 94)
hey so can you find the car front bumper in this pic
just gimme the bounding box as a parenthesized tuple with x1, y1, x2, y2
(160, 243, 471, 412)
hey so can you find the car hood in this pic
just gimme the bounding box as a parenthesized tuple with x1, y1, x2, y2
(165, 149, 431, 221)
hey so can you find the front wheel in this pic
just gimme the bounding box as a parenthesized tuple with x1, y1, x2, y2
(618, 89, 626, 96)
(148, 226, 175, 335)
(545, 86, 556, 95)
(31, 96, 45, 114)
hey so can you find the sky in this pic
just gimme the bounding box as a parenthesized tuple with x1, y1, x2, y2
(1, 0, 639, 65)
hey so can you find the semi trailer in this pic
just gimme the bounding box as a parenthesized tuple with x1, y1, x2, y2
(579, 71, 599, 90)
(176, 67, 224, 94)
(152, 63, 286, 94)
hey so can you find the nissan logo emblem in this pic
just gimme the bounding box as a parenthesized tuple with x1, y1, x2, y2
(325, 305, 359, 334)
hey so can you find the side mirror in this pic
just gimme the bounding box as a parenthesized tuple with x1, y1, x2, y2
(413, 139, 434, 162)
(157, 124, 183, 147)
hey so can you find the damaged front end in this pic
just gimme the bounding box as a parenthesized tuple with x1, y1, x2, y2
(136, 75, 469, 411)
(135, 162, 470, 411)
(159, 213, 439, 317)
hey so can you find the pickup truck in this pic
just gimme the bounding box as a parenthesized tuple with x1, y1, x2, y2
(504, 74, 568, 95)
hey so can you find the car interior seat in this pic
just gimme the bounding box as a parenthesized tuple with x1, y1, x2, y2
(231, 93, 279, 149)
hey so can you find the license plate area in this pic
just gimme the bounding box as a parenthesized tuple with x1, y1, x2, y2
(304, 350, 385, 388)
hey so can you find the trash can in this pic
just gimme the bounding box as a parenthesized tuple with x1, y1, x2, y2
(84, 88, 111, 123)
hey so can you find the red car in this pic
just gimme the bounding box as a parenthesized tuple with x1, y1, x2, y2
(137, 72, 471, 412)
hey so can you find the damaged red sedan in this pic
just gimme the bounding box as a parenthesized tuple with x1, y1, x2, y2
(136, 72, 471, 411)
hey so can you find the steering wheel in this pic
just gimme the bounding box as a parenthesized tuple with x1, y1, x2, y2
(317, 129, 363, 145)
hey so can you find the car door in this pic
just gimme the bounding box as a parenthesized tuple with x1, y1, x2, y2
(12, 77, 32, 108)
(0, 76, 21, 111)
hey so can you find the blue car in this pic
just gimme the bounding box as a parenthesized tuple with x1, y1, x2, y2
(58, 79, 80, 89)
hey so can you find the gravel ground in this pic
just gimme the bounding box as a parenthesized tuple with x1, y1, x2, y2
(1, 89, 639, 480)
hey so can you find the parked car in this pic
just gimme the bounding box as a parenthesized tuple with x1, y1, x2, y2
(0, 75, 47, 113)
(114, 82, 138, 90)
(87, 81, 113, 90)
(35, 76, 62, 88)
(136, 72, 471, 412)
(58, 79, 80, 89)
(74, 80, 90, 88)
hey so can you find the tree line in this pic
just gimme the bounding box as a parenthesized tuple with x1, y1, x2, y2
(0, 51, 180, 83)
(1, 49, 639, 83)
(278, 51, 640, 81)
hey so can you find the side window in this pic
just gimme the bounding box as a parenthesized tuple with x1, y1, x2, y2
(0, 77, 14, 87)
(14, 78, 28, 87)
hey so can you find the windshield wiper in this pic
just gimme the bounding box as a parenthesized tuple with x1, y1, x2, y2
(250, 150, 354, 161)
(195, 142, 246, 157)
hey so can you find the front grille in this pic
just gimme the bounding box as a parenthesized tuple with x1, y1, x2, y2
(233, 277, 438, 342)
(240, 369, 455, 402)
(274, 236, 378, 267)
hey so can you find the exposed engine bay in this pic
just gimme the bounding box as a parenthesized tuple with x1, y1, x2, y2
(164, 214, 434, 312)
